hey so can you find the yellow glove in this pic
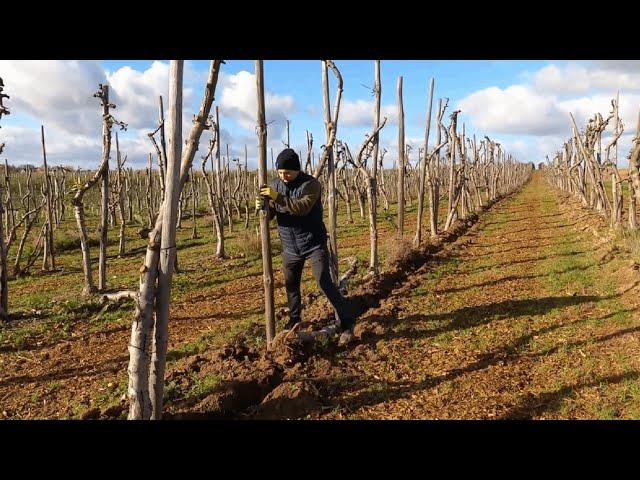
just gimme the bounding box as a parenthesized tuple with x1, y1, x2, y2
(260, 186, 279, 202)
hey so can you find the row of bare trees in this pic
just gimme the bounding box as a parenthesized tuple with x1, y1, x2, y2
(310, 63, 531, 286)
(544, 95, 640, 230)
(1, 61, 532, 420)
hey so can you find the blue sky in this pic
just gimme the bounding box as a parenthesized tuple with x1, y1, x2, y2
(1, 59, 639, 169)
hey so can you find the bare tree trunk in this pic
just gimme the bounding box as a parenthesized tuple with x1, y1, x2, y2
(0, 162, 6, 319)
(99, 135, 109, 291)
(52, 169, 60, 227)
(305, 131, 313, 173)
(285, 119, 290, 148)
(397, 75, 405, 237)
(126, 170, 133, 223)
(73, 200, 95, 295)
(378, 149, 390, 211)
(127, 60, 221, 420)
(41, 126, 55, 271)
(446, 118, 457, 227)
(355, 172, 365, 219)
(225, 144, 233, 233)
(322, 61, 339, 283)
(610, 92, 622, 228)
(116, 133, 126, 257)
(13, 202, 43, 277)
(202, 137, 224, 254)
(313, 61, 343, 179)
(149, 60, 183, 420)
(629, 109, 640, 229)
(190, 167, 198, 239)
(70, 84, 125, 297)
(215, 107, 225, 258)
(146, 154, 154, 228)
(369, 60, 381, 275)
(256, 60, 276, 347)
(339, 163, 353, 224)
(629, 179, 637, 230)
(3, 160, 13, 236)
(415, 79, 435, 246)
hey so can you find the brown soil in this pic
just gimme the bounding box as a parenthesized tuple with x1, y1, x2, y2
(3, 172, 640, 420)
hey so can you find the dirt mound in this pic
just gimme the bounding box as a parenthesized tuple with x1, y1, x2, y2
(253, 381, 321, 419)
(266, 327, 315, 367)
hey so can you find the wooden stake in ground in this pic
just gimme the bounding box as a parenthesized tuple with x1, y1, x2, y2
(255, 60, 276, 347)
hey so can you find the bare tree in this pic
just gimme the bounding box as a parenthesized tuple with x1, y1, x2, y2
(313, 60, 343, 179)
(201, 124, 225, 258)
(322, 60, 343, 284)
(40, 126, 55, 271)
(115, 133, 127, 256)
(70, 84, 126, 296)
(343, 117, 389, 276)
(148, 60, 183, 419)
(397, 75, 405, 237)
(126, 60, 222, 420)
(214, 107, 226, 258)
(0, 77, 9, 319)
(414, 78, 435, 245)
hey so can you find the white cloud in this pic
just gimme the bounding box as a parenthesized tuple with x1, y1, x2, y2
(217, 70, 296, 138)
(0, 124, 101, 168)
(532, 62, 640, 95)
(592, 60, 640, 73)
(340, 99, 398, 128)
(0, 60, 106, 136)
(457, 85, 566, 136)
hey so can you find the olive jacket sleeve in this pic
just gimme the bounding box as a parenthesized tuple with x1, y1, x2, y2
(273, 178, 322, 216)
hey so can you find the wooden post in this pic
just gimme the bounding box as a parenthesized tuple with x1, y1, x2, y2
(256, 60, 276, 347)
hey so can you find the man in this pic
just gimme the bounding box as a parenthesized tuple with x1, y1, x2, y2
(255, 148, 355, 345)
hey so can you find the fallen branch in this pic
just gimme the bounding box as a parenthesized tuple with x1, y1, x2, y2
(100, 291, 138, 303)
(338, 256, 358, 293)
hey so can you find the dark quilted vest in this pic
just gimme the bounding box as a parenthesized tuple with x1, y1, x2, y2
(271, 172, 327, 256)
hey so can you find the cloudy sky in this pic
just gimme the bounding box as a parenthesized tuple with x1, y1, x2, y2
(1, 59, 639, 169)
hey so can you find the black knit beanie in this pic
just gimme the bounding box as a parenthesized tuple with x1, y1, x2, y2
(276, 148, 301, 171)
